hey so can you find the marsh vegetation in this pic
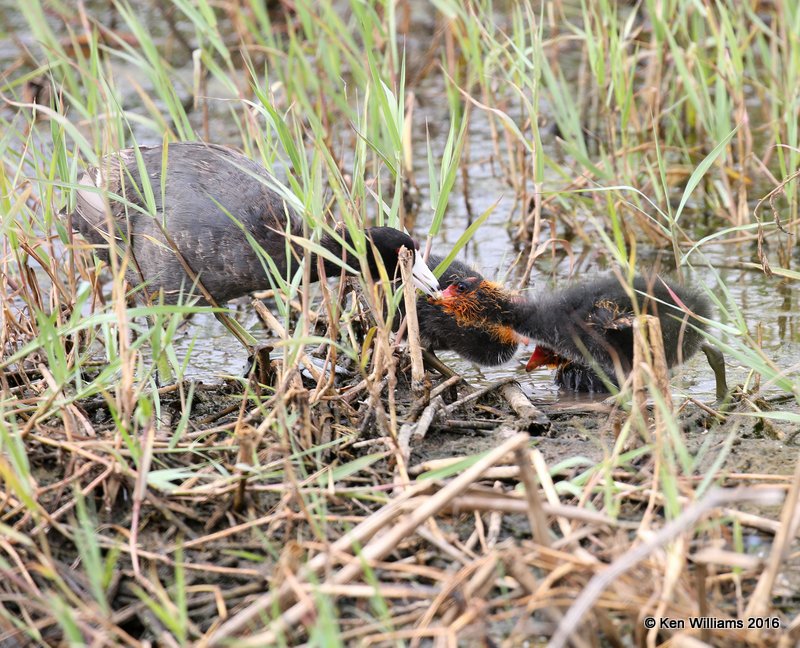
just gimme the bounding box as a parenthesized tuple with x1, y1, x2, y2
(1, 0, 800, 645)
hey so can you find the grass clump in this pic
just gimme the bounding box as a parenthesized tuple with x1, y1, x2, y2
(1, 0, 799, 645)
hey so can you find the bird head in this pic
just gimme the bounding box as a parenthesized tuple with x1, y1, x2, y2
(435, 276, 515, 320)
(430, 276, 525, 344)
(364, 227, 440, 297)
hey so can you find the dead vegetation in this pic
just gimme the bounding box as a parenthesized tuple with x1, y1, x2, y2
(2, 0, 800, 646)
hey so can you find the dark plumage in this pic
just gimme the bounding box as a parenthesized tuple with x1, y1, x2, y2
(415, 257, 522, 366)
(72, 142, 440, 305)
(434, 274, 711, 391)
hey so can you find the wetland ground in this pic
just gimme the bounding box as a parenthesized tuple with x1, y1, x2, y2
(2, 0, 800, 646)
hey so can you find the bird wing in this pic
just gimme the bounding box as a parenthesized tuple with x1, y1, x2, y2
(588, 299, 635, 331)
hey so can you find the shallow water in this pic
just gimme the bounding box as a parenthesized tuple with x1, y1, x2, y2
(1, 1, 798, 403)
(174, 76, 798, 402)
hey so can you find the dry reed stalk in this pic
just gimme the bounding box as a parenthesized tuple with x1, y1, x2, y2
(29, 464, 113, 536)
(513, 446, 551, 546)
(443, 376, 515, 415)
(504, 548, 597, 648)
(617, 484, 791, 537)
(250, 290, 308, 318)
(781, 614, 800, 648)
(203, 478, 437, 642)
(422, 447, 599, 485)
(636, 314, 672, 537)
(690, 547, 762, 571)
(306, 582, 440, 599)
(406, 373, 461, 420)
(442, 554, 499, 629)
(645, 315, 672, 409)
(637, 314, 684, 645)
(531, 449, 577, 543)
(369, 323, 399, 438)
(549, 487, 784, 648)
(500, 380, 550, 430)
(337, 608, 430, 643)
(513, 565, 598, 648)
(19, 365, 81, 438)
(668, 636, 716, 648)
(648, 534, 688, 647)
(719, 508, 782, 535)
(207, 432, 531, 646)
(486, 482, 504, 548)
(631, 314, 653, 431)
(129, 418, 154, 576)
(413, 463, 523, 479)
(429, 373, 462, 398)
(232, 423, 261, 512)
(415, 551, 498, 637)
(251, 299, 323, 385)
(397, 395, 443, 476)
(398, 246, 427, 399)
(417, 522, 475, 565)
(744, 454, 800, 627)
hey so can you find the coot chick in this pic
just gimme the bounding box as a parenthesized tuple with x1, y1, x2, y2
(415, 257, 523, 366)
(72, 142, 440, 305)
(435, 273, 711, 391)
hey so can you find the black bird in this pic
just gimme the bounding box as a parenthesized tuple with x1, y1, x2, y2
(433, 273, 712, 392)
(417, 257, 523, 366)
(72, 142, 440, 307)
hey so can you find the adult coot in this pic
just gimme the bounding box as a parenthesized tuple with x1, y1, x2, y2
(73, 141, 440, 305)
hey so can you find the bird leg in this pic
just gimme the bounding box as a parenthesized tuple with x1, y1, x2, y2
(422, 348, 458, 380)
(701, 342, 730, 405)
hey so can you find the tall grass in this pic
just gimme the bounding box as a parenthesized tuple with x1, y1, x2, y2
(1, 0, 799, 645)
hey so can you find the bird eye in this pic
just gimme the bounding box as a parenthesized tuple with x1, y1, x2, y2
(456, 281, 468, 293)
